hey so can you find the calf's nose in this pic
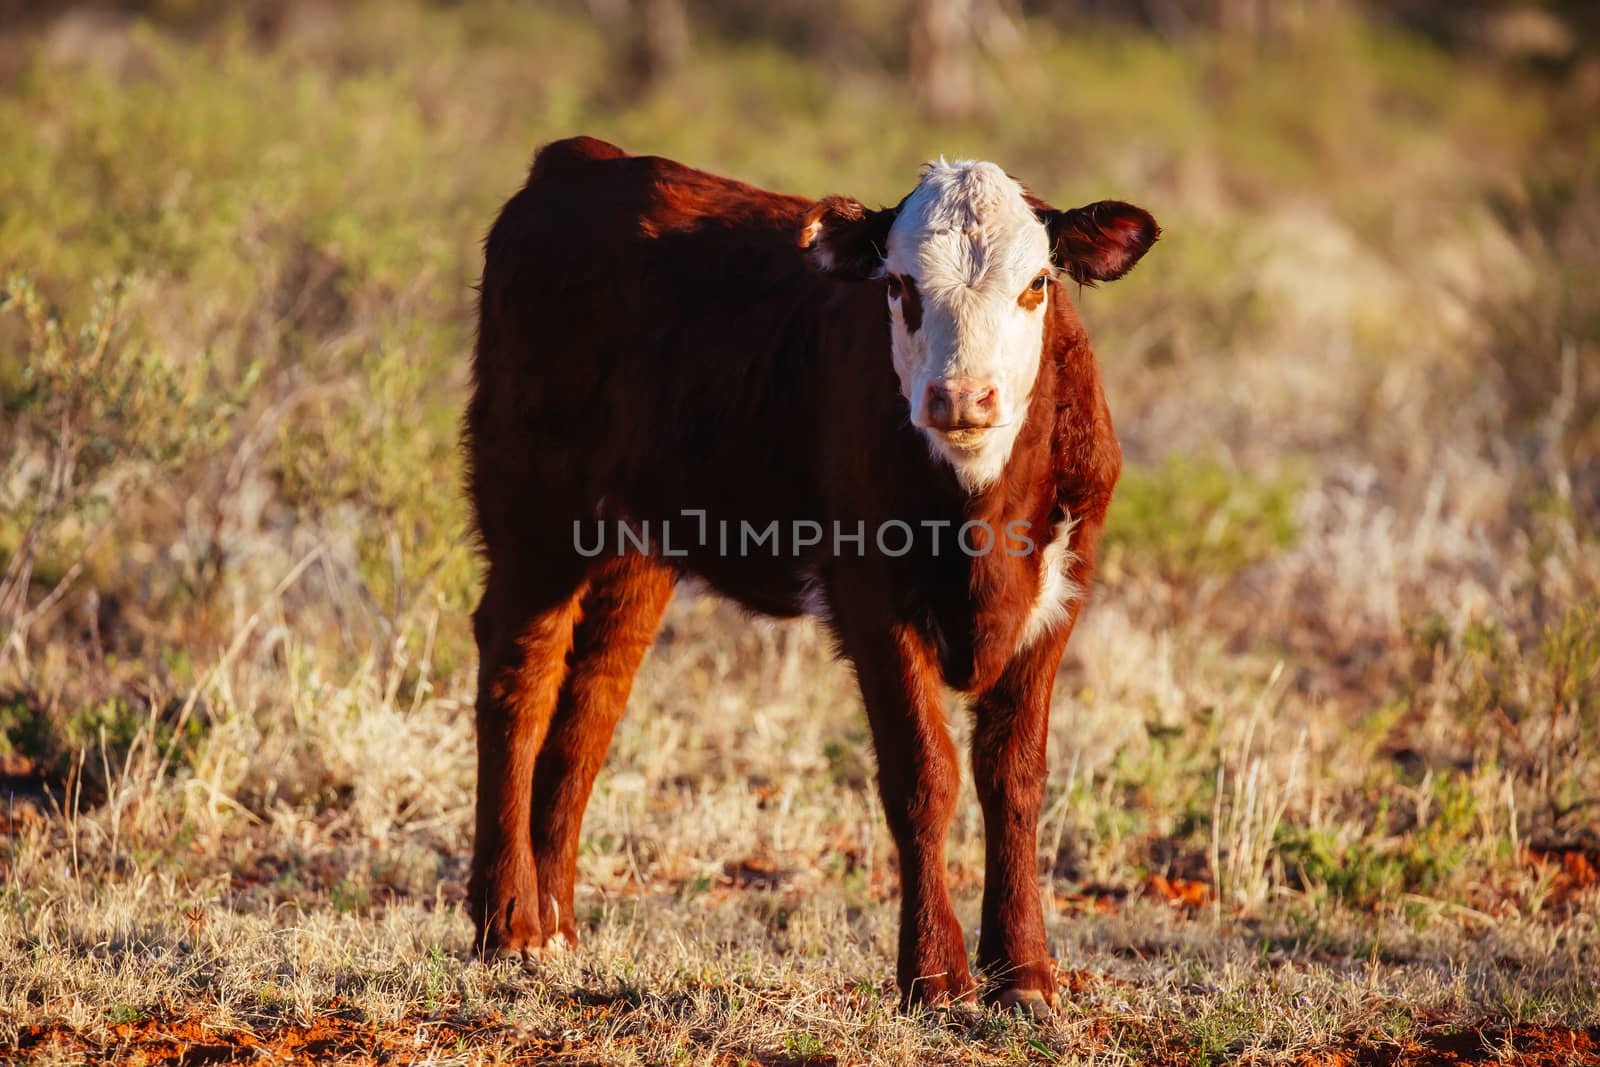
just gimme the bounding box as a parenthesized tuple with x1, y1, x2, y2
(924, 377, 999, 431)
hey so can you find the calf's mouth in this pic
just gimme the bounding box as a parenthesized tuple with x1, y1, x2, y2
(935, 426, 994, 449)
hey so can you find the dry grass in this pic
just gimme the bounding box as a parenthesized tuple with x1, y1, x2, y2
(2, 2, 1599, 1064)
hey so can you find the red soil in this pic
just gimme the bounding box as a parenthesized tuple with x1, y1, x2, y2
(1302, 1024, 1600, 1066)
(13, 1011, 1597, 1066)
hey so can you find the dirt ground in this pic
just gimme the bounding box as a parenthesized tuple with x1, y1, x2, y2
(16, 1008, 1599, 1067)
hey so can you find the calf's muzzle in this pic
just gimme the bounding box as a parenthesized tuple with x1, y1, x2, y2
(923, 377, 1000, 432)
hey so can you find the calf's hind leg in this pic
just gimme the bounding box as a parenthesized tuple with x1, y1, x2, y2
(468, 562, 587, 963)
(531, 554, 675, 948)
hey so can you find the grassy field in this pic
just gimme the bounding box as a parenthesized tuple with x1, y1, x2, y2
(2, 2, 1599, 1064)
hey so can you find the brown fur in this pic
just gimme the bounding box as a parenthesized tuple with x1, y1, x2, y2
(897, 274, 924, 333)
(1018, 273, 1047, 311)
(465, 137, 1141, 1010)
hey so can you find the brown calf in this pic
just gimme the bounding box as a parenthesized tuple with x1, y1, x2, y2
(465, 136, 1157, 1014)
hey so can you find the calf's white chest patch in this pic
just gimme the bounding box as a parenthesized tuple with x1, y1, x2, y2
(1018, 516, 1081, 649)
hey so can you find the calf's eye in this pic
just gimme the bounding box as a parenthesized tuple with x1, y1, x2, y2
(1030, 273, 1048, 292)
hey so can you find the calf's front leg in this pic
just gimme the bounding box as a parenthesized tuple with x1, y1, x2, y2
(969, 622, 1074, 1016)
(834, 608, 973, 1010)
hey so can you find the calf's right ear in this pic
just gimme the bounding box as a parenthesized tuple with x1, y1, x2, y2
(797, 196, 897, 281)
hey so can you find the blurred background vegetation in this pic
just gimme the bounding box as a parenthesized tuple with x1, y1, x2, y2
(0, 0, 1596, 915)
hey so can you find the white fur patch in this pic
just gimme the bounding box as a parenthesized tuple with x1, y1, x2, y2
(883, 160, 1052, 494)
(1019, 517, 1082, 649)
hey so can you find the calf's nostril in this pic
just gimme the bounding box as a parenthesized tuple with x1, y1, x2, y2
(923, 378, 999, 430)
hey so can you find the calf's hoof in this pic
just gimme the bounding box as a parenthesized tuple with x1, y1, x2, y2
(901, 971, 978, 1015)
(939, 999, 984, 1029)
(482, 941, 541, 969)
(470, 892, 543, 967)
(996, 987, 1057, 1020)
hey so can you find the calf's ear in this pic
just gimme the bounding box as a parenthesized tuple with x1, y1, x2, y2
(797, 196, 898, 281)
(1037, 200, 1159, 286)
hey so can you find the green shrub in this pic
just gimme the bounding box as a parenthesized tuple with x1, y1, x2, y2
(0, 277, 230, 652)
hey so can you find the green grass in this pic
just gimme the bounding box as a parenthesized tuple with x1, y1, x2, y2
(1104, 456, 1299, 580)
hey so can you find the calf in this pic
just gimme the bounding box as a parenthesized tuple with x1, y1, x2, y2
(466, 136, 1156, 1014)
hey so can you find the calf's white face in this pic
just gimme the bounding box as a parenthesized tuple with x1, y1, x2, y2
(883, 162, 1051, 490)
(799, 160, 1158, 494)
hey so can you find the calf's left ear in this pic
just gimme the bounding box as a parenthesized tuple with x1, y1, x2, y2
(1038, 200, 1160, 286)
(797, 196, 898, 281)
